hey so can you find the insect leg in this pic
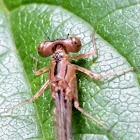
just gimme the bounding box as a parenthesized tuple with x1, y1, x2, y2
(74, 64, 135, 79)
(0, 80, 49, 114)
(72, 34, 97, 60)
(30, 54, 50, 76)
(74, 100, 114, 134)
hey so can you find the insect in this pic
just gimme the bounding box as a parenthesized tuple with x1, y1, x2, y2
(0, 35, 136, 140)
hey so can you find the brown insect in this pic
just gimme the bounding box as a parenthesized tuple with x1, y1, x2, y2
(0, 35, 135, 140)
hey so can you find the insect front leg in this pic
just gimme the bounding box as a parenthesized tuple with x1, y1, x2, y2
(0, 80, 49, 114)
(72, 34, 97, 60)
(30, 54, 50, 76)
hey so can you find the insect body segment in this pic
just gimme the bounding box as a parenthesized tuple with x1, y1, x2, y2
(49, 45, 77, 101)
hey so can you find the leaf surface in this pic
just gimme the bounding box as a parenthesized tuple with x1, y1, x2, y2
(0, 0, 140, 140)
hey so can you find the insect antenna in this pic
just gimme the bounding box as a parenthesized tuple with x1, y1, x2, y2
(67, 33, 70, 38)
(41, 27, 51, 41)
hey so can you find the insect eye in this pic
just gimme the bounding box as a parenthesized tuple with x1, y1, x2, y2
(62, 36, 82, 53)
(38, 41, 54, 57)
(71, 36, 81, 52)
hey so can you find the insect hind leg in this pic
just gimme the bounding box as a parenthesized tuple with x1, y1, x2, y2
(73, 99, 116, 136)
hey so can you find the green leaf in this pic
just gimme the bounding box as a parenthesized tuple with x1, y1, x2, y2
(0, 0, 140, 140)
